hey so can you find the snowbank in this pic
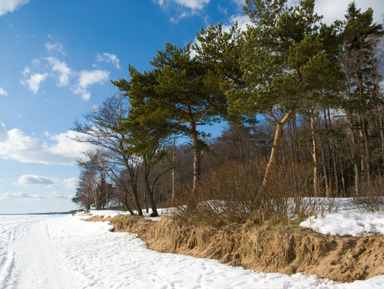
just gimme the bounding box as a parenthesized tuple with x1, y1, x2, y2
(300, 198, 384, 236)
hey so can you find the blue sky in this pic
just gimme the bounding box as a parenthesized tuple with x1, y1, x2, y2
(0, 0, 383, 214)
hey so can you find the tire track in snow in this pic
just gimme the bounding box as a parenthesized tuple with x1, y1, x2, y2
(0, 219, 29, 289)
(0, 251, 15, 287)
(10, 217, 78, 289)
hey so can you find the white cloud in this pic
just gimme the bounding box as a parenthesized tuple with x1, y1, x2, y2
(228, 14, 252, 31)
(173, 0, 209, 10)
(0, 124, 95, 165)
(170, 12, 188, 23)
(0, 191, 71, 201)
(231, 0, 245, 7)
(17, 175, 56, 187)
(20, 57, 72, 91)
(97, 53, 120, 69)
(48, 130, 96, 160)
(286, 0, 384, 25)
(73, 70, 110, 100)
(0, 87, 8, 96)
(31, 58, 41, 66)
(22, 66, 30, 75)
(0, 123, 8, 142)
(0, 0, 29, 16)
(20, 72, 48, 94)
(46, 42, 66, 55)
(0, 192, 38, 201)
(47, 57, 72, 87)
(314, 0, 384, 25)
(45, 191, 72, 200)
(77, 70, 109, 92)
(154, 0, 210, 21)
(63, 178, 78, 189)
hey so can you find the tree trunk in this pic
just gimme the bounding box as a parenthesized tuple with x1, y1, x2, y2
(122, 154, 143, 216)
(104, 166, 135, 214)
(261, 110, 293, 189)
(290, 115, 298, 163)
(319, 139, 330, 197)
(190, 121, 202, 192)
(86, 193, 91, 211)
(339, 158, 346, 196)
(310, 108, 320, 196)
(362, 119, 371, 183)
(358, 113, 371, 183)
(124, 193, 135, 215)
(171, 138, 176, 199)
(331, 143, 339, 193)
(380, 110, 384, 168)
(131, 183, 142, 216)
(143, 159, 159, 217)
(345, 110, 360, 195)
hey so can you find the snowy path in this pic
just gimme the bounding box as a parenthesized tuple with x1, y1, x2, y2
(0, 214, 383, 289)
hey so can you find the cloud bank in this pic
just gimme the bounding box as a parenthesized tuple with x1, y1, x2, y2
(0, 191, 72, 201)
(314, 0, 384, 25)
(0, 0, 29, 16)
(17, 175, 56, 187)
(0, 123, 95, 165)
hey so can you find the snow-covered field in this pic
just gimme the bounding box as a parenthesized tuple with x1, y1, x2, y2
(0, 203, 384, 289)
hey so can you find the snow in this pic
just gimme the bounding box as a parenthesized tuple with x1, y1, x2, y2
(300, 211, 384, 236)
(300, 198, 384, 236)
(76, 208, 175, 220)
(0, 203, 383, 288)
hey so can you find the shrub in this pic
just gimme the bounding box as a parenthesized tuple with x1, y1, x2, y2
(174, 158, 317, 226)
(353, 176, 384, 212)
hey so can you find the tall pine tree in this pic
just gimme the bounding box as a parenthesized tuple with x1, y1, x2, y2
(229, 0, 340, 190)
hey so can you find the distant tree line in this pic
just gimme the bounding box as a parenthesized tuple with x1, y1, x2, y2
(72, 0, 384, 215)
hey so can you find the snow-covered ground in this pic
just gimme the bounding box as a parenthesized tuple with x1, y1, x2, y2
(0, 202, 383, 289)
(300, 198, 384, 236)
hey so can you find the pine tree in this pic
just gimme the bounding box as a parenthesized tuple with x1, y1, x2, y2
(150, 43, 226, 192)
(229, 0, 340, 190)
(339, 2, 383, 193)
(112, 67, 171, 217)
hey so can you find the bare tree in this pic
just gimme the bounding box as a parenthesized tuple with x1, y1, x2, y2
(73, 95, 143, 215)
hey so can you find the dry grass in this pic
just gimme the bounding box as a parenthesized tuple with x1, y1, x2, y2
(108, 214, 384, 283)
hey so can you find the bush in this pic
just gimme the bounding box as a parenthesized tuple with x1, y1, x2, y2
(174, 159, 317, 226)
(353, 176, 384, 212)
